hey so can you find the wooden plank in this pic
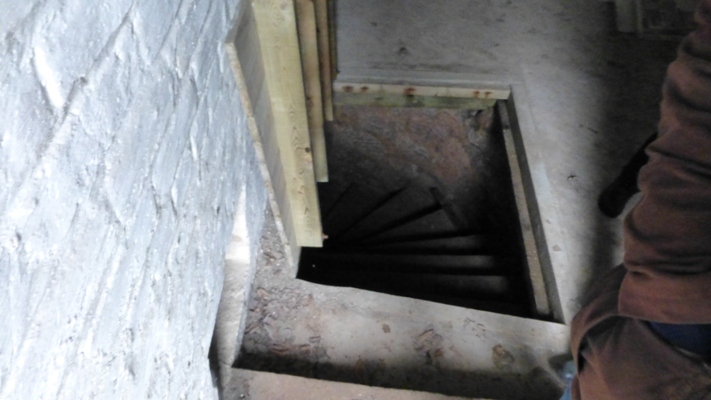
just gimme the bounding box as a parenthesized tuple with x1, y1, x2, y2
(225, 2, 301, 265)
(336, 68, 513, 94)
(295, 0, 328, 183)
(251, 0, 323, 247)
(327, 0, 338, 79)
(497, 100, 550, 317)
(314, 0, 334, 121)
(334, 91, 495, 110)
(334, 81, 510, 100)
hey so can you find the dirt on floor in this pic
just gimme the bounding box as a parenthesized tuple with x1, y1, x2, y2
(235, 207, 566, 400)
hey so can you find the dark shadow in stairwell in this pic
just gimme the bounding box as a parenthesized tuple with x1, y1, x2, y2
(300, 105, 533, 317)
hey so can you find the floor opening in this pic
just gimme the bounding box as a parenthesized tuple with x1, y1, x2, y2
(298, 103, 541, 318)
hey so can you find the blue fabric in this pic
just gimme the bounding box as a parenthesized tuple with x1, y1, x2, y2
(559, 385, 572, 400)
(648, 322, 711, 357)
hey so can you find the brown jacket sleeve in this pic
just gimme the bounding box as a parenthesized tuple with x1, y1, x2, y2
(620, 0, 711, 324)
(570, 2, 711, 398)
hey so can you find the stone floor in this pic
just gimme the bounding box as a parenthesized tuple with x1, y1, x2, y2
(234, 209, 568, 400)
(227, 369, 489, 400)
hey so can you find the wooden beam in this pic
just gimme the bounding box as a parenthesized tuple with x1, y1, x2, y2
(327, 0, 338, 79)
(295, 0, 328, 183)
(228, 0, 323, 250)
(314, 0, 334, 122)
(497, 101, 550, 317)
(334, 81, 510, 100)
(225, 2, 301, 264)
(251, 0, 323, 247)
(334, 91, 495, 110)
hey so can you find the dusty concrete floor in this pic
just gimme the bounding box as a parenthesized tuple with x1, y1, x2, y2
(235, 208, 567, 399)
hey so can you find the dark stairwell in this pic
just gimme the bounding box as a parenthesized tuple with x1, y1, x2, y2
(298, 105, 534, 317)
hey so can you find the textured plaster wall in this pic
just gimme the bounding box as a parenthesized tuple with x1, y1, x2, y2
(0, 0, 265, 398)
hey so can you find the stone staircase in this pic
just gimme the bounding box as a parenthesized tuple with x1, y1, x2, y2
(223, 207, 568, 400)
(299, 183, 531, 316)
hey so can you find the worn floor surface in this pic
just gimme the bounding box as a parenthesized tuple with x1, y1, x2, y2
(235, 209, 567, 400)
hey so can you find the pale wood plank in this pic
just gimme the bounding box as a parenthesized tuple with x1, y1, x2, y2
(251, 0, 323, 247)
(336, 68, 513, 93)
(497, 101, 550, 317)
(334, 91, 495, 110)
(225, 2, 306, 268)
(314, 0, 334, 121)
(295, 0, 328, 183)
(333, 81, 510, 100)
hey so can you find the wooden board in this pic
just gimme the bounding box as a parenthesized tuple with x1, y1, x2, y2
(225, 2, 300, 265)
(314, 0, 334, 121)
(497, 100, 550, 317)
(336, 68, 513, 94)
(334, 91, 495, 110)
(251, 0, 323, 247)
(334, 81, 510, 100)
(295, 0, 328, 182)
(327, 0, 338, 79)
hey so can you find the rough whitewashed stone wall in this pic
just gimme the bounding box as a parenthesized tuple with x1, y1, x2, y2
(0, 0, 266, 398)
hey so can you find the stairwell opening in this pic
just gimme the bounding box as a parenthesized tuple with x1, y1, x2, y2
(297, 100, 555, 320)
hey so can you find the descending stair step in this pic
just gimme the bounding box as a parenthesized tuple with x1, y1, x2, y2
(322, 183, 392, 239)
(430, 187, 472, 232)
(298, 269, 513, 300)
(318, 180, 352, 218)
(346, 234, 489, 254)
(395, 292, 529, 315)
(336, 186, 440, 243)
(300, 250, 512, 275)
(358, 208, 461, 244)
(230, 369, 486, 400)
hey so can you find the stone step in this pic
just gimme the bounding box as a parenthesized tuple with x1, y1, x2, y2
(226, 368, 492, 400)
(322, 183, 393, 239)
(346, 234, 490, 254)
(336, 186, 440, 243)
(359, 208, 460, 244)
